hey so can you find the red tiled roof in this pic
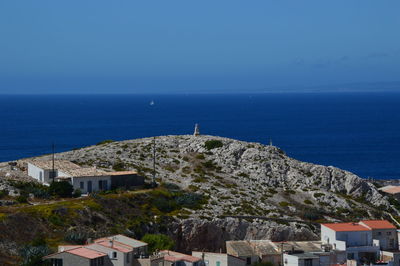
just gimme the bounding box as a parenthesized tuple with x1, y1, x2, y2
(66, 247, 107, 259)
(322, 223, 370, 232)
(380, 186, 400, 194)
(360, 220, 397, 230)
(96, 240, 132, 253)
(161, 250, 201, 263)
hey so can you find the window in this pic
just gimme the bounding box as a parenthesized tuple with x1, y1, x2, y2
(390, 238, 395, 248)
(113, 252, 117, 259)
(347, 253, 354, 260)
(304, 259, 313, 266)
(127, 253, 130, 263)
(216, 261, 220, 266)
(387, 232, 392, 236)
(80, 182, 84, 189)
(378, 232, 382, 236)
(246, 257, 251, 265)
(51, 258, 63, 266)
(39, 172, 43, 182)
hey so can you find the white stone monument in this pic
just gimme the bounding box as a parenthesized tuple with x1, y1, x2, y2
(193, 124, 200, 136)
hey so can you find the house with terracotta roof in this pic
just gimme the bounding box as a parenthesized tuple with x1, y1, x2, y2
(44, 234, 149, 266)
(359, 220, 398, 250)
(159, 250, 203, 266)
(321, 220, 398, 265)
(44, 246, 113, 266)
(379, 186, 400, 201)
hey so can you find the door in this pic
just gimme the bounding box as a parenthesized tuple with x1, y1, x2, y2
(87, 181, 92, 193)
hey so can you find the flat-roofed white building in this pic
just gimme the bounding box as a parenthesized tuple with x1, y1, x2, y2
(192, 252, 246, 266)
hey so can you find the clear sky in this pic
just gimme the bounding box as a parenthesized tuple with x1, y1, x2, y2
(0, 1, 399, 94)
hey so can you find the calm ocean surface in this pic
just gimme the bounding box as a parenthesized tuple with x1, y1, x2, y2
(0, 93, 399, 179)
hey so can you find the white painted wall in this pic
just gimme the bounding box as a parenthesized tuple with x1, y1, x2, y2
(321, 225, 372, 248)
(284, 254, 319, 266)
(27, 163, 54, 184)
(192, 252, 245, 266)
(71, 176, 112, 194)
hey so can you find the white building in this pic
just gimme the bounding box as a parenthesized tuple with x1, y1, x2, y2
(320, 221, 397, 264)
(283, 252, 320, 266)
(44, 234, 149, 266)
(27, 160, 144, 193)
(192, 252, 246, 266)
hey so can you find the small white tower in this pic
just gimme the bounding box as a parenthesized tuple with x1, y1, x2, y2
(193, 123, 200, 136)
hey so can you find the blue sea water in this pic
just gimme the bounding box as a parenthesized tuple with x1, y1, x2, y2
(0, 93, 399, 179)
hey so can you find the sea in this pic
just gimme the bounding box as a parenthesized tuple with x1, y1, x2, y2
(0, 92, 399, 180)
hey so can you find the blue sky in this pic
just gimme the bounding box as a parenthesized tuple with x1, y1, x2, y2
(0, 1, 399, 94)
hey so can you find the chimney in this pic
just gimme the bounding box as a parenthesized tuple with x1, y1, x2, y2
(109, 239, 114, 248)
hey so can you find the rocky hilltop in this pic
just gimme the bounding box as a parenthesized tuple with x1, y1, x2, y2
(0, 135, 397, 262)
(32, 136, 394, 241)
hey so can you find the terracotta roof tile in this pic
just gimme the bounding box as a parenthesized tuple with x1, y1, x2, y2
(321, 223, 370, 232)
(66, 247, 107, 259)
(360, 220, 397, 229)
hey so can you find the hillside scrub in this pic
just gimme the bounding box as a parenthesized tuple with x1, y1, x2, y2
(204, 140, 223, 150)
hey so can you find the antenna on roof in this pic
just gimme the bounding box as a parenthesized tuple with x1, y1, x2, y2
(152, 137, 157, 187)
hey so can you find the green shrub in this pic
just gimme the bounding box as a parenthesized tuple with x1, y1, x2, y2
(16, 195, 28, 203)
(196, 154, 205, 160)
(19, 236, 50, 266)
(313, 192, 325, 198)
(49, 181, 73, 198)
(141, 234, 174, 253)
(96, 139, 114, 145)
(175, 193, 205, 209)
(113, 161, 126, 171)
(73, 189, 82, 198)
(0, 189, 8, 199)
(64, 231, 90, 245)
(304, 199, 313, 205)
(204, 140, 223, 150)
(279, 201, 290, 207)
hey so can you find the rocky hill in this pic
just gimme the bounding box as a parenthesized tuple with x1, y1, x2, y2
(0, 135, 398, 264)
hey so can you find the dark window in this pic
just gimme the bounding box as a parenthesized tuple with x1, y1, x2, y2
(51, 258, 63, 266)
(304, 259, 313, 266)
(113, 251, 117, 258)
(387, 232, 392, 236)
(80, 182, 84, 189)
(246, 257, 251, 265)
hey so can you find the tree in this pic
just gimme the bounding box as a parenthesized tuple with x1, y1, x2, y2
(48, 181, 73, 198)
(141, 234, 174, 253)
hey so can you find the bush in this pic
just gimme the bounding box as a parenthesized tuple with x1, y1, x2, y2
(19, 236, 50, 266)
(8, 181, 49, 199)
(141, 234, 174, 253)
(73, 189, 82, 198)
(113, 161, 126, 171)
(49, 181, 73, 198)
(313, 192, 325, 198)
(204, 140, 223, 150)
(96, 139, 114, 145)
(304, 199, 313, 205)
(16, 195, 28, 203)
(175, 193, 204, 209)
(0, 189, 8, 199)
(279, 201, 290, 207)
